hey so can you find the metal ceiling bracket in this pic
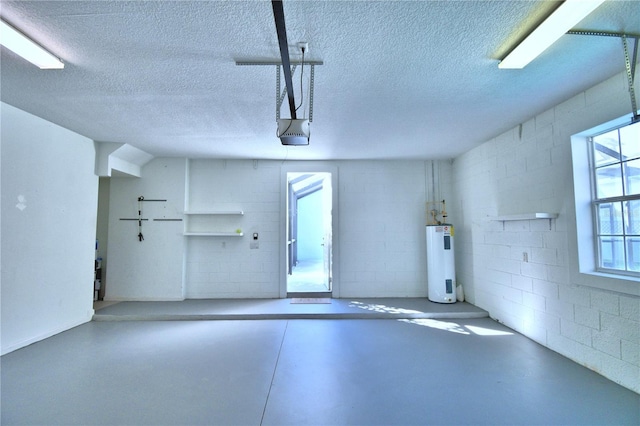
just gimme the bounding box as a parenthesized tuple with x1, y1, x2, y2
(236, 60, 323, 66)
(237, 1, 323, 124)
(622, 35, 639, 123)
(567, 30, 639, 123)
(309, 64, 315, 122)
(275, 63, 315, 122)
(276, 65, 280, 121)
(567, 30, 634, 38)
(276, 64, 298, 121)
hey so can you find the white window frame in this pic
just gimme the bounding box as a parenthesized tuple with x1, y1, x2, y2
(589, 121, 640, 277)
(571, 115, 640, 296)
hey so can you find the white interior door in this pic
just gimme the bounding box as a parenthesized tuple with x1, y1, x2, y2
(321, 175, 332, 292)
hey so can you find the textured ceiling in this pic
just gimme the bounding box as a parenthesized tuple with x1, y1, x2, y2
(1, 0, 639, 160)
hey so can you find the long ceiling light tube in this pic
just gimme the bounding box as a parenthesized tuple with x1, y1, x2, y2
(499, 0, 606, 69)
(0, 19, 64, 69)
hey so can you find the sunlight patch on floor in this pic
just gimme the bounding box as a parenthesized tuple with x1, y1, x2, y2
(400, 319, 469, 334)
(348, 301, 423, 315)
(464, 325, 513, 336)
(399, 319, 514, 336)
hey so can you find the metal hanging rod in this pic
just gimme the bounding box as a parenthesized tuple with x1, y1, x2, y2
(621, 35, 639, 123)
(567, 30, 639, 123)
(275, 63, 316, 122)
(567, 30, 640, 38)
(138, 196, 167, 202)
(276, 64, 297, 120)
(309, 63, 315, 122)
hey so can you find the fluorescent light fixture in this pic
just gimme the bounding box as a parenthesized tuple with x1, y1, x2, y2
(499, 0, 606, 69)
(0, 19, 64, 69)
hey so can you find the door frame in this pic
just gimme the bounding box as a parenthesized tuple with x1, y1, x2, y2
(280, 163, 339, 298)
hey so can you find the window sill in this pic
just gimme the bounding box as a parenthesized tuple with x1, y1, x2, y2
(577, 270, 640, 296)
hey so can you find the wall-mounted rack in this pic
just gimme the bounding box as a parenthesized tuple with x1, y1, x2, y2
(119, 196, 184, 241)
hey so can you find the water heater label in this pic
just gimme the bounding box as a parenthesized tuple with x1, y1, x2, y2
(435, 226, 454, 236)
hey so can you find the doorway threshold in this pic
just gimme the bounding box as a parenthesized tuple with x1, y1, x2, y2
(92, 298, 489, 321)
(287, 292, 332, 299)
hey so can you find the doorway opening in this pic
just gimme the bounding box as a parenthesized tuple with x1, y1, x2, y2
(94, 177, 110, 304)
(286, 172, 332, 297)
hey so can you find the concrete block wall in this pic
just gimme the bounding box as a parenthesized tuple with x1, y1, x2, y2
(339, 161, 450, 297)
(450, 71, 640, 393)
(106, 158, 187, 300)
(185, 160, 281, 298)
(107, 159, 452, 299)
(186, 160, 451, 298)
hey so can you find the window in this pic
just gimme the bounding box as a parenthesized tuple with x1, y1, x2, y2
(590, 121, 640, 275)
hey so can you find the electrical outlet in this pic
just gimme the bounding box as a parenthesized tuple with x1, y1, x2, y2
(523, 252, 528, 262)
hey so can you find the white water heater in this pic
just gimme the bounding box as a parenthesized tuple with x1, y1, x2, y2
(426, 224, 456, 303)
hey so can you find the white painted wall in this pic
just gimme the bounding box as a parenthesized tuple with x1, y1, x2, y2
(185, 159, 281, 298)
(189, 160, 451, 298)
(1, 103, 98, 355)
(340, 161, 451, 297)
(450, 71, 640, 393)
(105, 158, 186, 300)
(110, 159, 451, 299)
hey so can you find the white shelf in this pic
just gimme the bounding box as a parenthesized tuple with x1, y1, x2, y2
(493, 213, 558, 221)
(184, 232, 244, 237)
(183, 210, 244, 236)
(492, 213, 558, 230)
(184, 211, 244, 215)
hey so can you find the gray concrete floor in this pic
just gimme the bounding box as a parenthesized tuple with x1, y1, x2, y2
(2, 301, 639, 425)
(287, 259, 328, 293)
